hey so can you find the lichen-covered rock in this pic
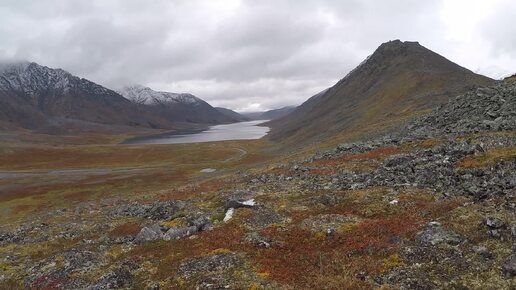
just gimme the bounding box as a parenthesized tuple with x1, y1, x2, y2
(134, 224, 163, 243)
(502, 253, 516, 278)
(415, 222, 463, 246)
(162, 226, 198, 241)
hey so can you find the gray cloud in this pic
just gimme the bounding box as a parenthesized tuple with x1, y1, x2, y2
(0, 0, 514, 111)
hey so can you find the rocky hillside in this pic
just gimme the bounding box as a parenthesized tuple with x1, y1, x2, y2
(119, 85, 238, 124)
(1, 78, 514, 288)
(0, 62, 155, 133)
(265, 40, 494, 147)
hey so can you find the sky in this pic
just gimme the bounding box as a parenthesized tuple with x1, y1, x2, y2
(1, 0, 515, 112)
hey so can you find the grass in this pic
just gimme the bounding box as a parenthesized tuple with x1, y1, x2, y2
(0, 138, 273, 224)
(458, 146, 516, 168)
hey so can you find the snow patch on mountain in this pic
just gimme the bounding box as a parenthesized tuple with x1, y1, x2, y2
(118, 85, 203, 106)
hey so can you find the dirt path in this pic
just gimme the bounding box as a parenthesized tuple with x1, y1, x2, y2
(222, 147, 248, 163)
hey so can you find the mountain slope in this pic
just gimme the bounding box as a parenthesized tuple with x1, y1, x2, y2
(215, 107, 251, 122)
(0, 62, 156, 132)
(119, 85, 237, 124)
(265, 40, 494, 146)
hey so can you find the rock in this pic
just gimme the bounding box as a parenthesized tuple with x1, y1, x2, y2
(486, 217, 505, 228)
(134, 224, 163, 243)
(189, 216, 213, 231)
(243, 232, 274, 248)
(415, 223, 463, 246)
(486, 217, 506, 239)
(502, 253, 516, 278)
(114, 200, 185, 221)
(163, 226, 198, 241)
(473, 246, 493, 259)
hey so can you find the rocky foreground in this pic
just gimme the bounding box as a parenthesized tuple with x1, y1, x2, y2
(1, 82, 515, 289)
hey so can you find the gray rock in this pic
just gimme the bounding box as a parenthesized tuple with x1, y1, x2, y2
(486, 217, 505, 229)
(163, 226, 198, 241)
(134, 224, 163, 243)
(415, 223, 463, 246)
(502, 253, 516, 278)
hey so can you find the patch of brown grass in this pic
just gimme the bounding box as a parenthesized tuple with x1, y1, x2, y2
(108, 222, 142, 238)
(458, 146, 516, 168)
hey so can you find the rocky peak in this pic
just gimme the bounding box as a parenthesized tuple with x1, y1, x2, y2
(0, 61, 73, 94)
(118, 85, 203, 106)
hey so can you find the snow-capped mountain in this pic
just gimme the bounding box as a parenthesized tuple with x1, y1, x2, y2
(118, 85, 202, 106)
(0, 61, 118, 98)
(0, 61, 171, 132)
(0, 61, 239, 133)
(118, 85, 238, 124)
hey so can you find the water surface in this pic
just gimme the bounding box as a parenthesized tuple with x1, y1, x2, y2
(123, 120, 269, 145)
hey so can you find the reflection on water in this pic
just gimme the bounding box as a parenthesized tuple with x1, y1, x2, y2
(123, 120, 269, 145)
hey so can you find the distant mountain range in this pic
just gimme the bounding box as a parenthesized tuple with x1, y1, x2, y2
(215, 107, 251, 122)
(0, 62, 255, 133)
(0, 61, 152, 133)
(265, 40, 494, 146)
(242, 106, 297, 121)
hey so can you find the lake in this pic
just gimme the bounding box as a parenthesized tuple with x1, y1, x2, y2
(122, 120, 269, 145)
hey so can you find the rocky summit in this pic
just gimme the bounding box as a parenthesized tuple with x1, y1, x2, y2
(0, 74, 514, 289)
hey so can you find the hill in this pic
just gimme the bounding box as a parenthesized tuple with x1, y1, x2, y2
(265, 40, 494, 147)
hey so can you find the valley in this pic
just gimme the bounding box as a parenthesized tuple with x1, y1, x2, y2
(0, 40, 514, 289)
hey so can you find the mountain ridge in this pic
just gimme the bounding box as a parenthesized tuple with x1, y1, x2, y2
(118, 85, 237, 125)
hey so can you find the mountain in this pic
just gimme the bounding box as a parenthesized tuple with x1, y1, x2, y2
(118, 85, 237, 125)
(243, 106, 297, 121)
(0, 61, 159, 132)
(265, 40, 495, 146)
(259, 106, 297, 120)
(215, 107, 250, 122)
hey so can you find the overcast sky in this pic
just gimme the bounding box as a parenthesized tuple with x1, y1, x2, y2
(1, 0, 515, 112)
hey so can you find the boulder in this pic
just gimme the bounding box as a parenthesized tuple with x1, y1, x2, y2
(134, 224, 163, 243)
(163, 226, 198, 241)
(415, 222, 463, 246)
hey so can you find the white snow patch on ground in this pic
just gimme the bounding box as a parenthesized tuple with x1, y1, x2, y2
(223, 208, 235, 223)
(241, 199, 255, 206)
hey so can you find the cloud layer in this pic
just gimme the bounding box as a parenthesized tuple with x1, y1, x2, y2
(1, 0, 515, 111)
